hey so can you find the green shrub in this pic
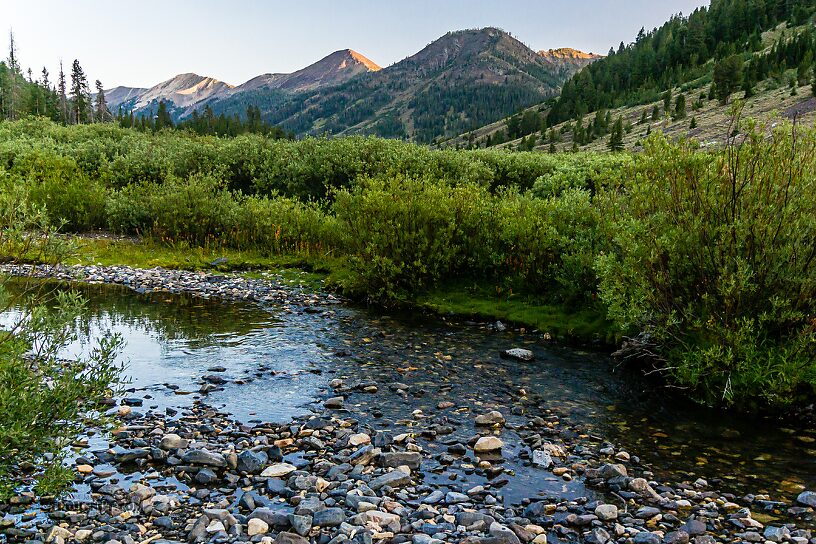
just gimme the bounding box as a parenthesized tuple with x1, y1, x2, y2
(597, 126, 816, 407)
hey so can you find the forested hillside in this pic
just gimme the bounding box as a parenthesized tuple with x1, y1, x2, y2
(444, 0, 816, 152)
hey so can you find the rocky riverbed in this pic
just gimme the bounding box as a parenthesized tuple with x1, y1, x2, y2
(0, 264, 815, 544)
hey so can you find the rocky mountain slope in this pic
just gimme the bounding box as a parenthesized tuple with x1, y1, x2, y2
(106, 29, 596, 142)
(228, 28, 599, 142)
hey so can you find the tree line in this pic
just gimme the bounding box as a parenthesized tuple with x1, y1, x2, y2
(0, 31, 291, 139)
(0, 32, 111, 125)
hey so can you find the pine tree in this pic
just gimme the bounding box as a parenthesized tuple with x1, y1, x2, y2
(69, 59, 90, 124)
(5, 30, 21, 120)
(57, 61, 68, 124)
(673, 94, 687, 120)
(662, 90, 672, 114)
(812, 67, 816, 97)
(713, 55, 743, 104)
(608, 117, 624, 152)
(94, 80, 109, 122)
(690, 117, 698, 129)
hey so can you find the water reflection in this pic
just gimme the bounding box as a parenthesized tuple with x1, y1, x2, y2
(2, 279, 814, 503)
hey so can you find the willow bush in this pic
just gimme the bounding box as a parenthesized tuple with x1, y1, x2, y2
(596, 121, 816, 407)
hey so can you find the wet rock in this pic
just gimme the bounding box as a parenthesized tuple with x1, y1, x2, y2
(475, 411, 506, 426)
(532, 450, 552, 468)
(182, 449, 227, 467)
(797, 491, 816, 507)
(474, 436, 503, 453)
(237, 449, 269, 474)
(325, 396, 344, 409)
(595, 504, 618, 521)
(500, 348, 535, 362)
(380, 452, 422, 470)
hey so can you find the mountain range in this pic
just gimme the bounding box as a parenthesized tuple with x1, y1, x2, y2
(106, 28, 600, 142)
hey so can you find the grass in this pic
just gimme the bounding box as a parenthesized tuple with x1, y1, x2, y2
(414, 280, 616, 345)
(56, 236, 616, 346)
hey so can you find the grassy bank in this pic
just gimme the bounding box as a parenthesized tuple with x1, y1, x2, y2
(0, 117, 814, 410)
(64, 237, 614, 344)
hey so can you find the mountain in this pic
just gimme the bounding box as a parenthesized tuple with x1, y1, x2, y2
(538, 48, 602, 70)
(104, 28, 596, 142)
(210, 28, 597, 142)
(107, 50, 382, 121)
(442, 3, 816, 153)
(232, 49, 381, 95)
(103, 86, 147, 109)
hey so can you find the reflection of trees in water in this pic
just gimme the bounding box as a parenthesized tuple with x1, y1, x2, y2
(5, 279, 276, 349)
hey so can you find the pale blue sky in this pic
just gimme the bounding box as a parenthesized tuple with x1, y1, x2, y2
(5, 1, 709, 88)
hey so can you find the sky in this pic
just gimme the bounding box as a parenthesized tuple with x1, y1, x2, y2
(5, 0, 710, 89)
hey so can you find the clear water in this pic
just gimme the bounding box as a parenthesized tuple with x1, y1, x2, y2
(3, 280, 815, 507)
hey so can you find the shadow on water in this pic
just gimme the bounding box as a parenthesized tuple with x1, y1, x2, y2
(2, 279, 814, 505)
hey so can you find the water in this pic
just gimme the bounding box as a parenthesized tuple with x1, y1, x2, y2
(3, 280, 815, 507)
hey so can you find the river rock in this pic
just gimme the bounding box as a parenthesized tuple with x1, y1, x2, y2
(325, 396, 344, 409)
(474, 436, 503, 453)
(369, 469, 411, 490)
(475, 411, 506, 426)
(532, 450, 553, 468)
(500, 348, 535, 362)
(261, 463, 297, 478)
(247, 518, 269, 536)
(380, 451, 422, 469)
(595, 504, 618, 521)
(182, 449, 227, 467)
(237, 449, 269, 473)
(159, 433, 188, 450)
(313, 507, 345, 527)
(796, 490, 816, 507)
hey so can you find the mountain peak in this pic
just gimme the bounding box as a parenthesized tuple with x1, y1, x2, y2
(539, 47, 602, 61)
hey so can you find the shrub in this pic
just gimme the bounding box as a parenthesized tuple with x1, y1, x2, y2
(597, 126, 816, 407)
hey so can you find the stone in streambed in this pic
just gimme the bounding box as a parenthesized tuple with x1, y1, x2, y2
(500, 348, 535, 362)
(474, 436, 503, 453)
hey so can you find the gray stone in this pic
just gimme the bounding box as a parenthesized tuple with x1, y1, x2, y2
(369, 469, 411, 490)
(313, 508, 345, 527)
(594, 504, 618, 521)
(797, 491, 816, 508)
(182, 449, 227, 467)
(237, 450, 268, 474)
(633, 532, 661, 544)
(500, 348, 535, 362)
(380, 452, 422, 470)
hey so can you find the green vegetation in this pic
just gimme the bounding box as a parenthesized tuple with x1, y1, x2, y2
(0, 117, 814, 411)
(0, 196, 122, 499)
(548, 0, 816, 124)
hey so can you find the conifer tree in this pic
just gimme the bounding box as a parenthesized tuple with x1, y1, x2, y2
(57, 61, 68, 124)
(94, 80, 109, 122)
(608, 116, 624, 152)
(69, 59, 90, 124)
(673, 94, 687, 120)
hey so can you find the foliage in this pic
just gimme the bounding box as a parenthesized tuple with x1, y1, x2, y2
(596, 120, 816, 407)
(1, 117, 815, 410)
(0, 201, 122, 499)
